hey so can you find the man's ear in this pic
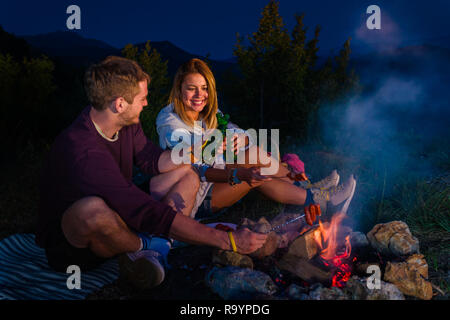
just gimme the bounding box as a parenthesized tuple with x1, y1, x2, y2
(111, 97, 127, 113)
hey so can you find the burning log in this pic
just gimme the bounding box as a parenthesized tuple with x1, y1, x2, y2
(276, 224, 334, 284)
(284, 226, 320, 260)
(276, 255, 333, 284)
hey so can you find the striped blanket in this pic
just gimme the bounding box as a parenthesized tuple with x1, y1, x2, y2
(0, 233, 119, 300)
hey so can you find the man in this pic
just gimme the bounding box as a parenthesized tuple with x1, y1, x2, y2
(36, 56, 267, 289)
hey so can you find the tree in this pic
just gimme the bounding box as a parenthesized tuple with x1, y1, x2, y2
(229, 0, 358, 142)
(0, 53, 56, 156)
(234, 0, 291, 129)
(122, 41, 170, 142)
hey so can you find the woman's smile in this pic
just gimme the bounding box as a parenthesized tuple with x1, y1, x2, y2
(191, 99, 206, 107)
(181, 73, 209, 117)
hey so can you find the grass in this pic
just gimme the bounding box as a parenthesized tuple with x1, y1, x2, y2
(0, 141, 49, 240)
(380, 179, 450, 297)
(384, 182, 450, 235)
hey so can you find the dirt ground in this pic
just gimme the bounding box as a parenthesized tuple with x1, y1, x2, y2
(85, 245, 221, 300)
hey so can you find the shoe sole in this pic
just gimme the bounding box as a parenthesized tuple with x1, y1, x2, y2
(332, 174, 340, 189)
(340, 177, 356, 214)
(119, 254, 165, 290)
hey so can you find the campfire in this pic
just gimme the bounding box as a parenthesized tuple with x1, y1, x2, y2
(206, 210, 437, 300)
(313, 212, 354, 288)
(273, 211, 357, 289)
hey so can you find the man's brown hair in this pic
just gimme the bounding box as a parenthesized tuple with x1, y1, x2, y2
(84, 56, 151, 110)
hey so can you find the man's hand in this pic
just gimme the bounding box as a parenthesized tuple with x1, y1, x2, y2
(237, 167, 272, 187)
(168, 213, 267, 255)
(231, 228, 268, 254)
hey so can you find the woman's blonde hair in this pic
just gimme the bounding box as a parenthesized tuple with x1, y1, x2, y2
(169, 58, 218, 129)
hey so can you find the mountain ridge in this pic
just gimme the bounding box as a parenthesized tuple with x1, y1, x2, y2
(20, 31, 237, 76)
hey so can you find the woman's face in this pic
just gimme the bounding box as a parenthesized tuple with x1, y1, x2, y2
(181, 73, 208, 115)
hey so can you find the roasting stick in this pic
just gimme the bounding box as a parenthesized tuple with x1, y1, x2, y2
(267, 202, 322, 234)
(268, 214, 306, 233)
(267, 215, 320, 234)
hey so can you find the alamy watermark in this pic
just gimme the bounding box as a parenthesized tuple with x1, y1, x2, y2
(169, 122, 280, 175)
(66, 5, 81, 30)
(366, 5, 381, 30)
(66, 264, 81, 290)
(366, 265, 381, 289)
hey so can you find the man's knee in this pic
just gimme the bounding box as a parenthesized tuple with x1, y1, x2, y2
(63, 196, 117, 236)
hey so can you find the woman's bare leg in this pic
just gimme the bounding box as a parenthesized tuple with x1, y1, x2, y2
(213, 145, 307, 209)
(210, 182, 252, 212)
(150, 165, 200, 216)
(255, 178, 307, 204)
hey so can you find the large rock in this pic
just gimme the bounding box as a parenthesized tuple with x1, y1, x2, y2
(383, 254, 433, 300)
(344, 276, 405, 300)
(205, 266, 278, 299)
(239, 217, 281, 259)
(285, 284, 309, 300)
(366, 221, 419, 257)
(350, 231, 369, 249)
(308, 283, 348, 300)
(212, 249, 254, 269)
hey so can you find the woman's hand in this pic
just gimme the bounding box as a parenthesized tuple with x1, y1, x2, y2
(233, 133, 247, 151)
(217, 133, 247, 155)
(236, 167, 272, 187)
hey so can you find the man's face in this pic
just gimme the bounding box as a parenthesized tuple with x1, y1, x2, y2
(119, 80, 148, 126)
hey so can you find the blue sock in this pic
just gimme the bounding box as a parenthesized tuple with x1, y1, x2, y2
(137, 233, 171, 257)
(304, 189, 315, 206)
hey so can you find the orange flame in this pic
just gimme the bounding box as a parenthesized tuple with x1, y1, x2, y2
(313, 212, 353, 288)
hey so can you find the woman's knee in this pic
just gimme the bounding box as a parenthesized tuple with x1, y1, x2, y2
(183, 166, 200, 191)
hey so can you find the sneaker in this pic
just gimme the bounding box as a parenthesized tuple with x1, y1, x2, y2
(311, 175, 356, 214)
(307, 170, 340, 190)
(118, 250, 165, 290)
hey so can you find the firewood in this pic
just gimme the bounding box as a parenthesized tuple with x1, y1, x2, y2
(276, 254, 332, 284)
(286, 226, 319, 260)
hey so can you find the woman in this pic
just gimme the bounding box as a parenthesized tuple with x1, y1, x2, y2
(156, 58, 356, 224)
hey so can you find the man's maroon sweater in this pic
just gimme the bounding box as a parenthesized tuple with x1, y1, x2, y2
(36, 106, 177, 247)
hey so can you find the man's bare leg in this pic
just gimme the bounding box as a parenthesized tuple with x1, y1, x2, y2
(61, 196, 141, 258)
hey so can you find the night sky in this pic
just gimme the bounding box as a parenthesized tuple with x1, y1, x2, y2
(1, 0, 449, 59)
